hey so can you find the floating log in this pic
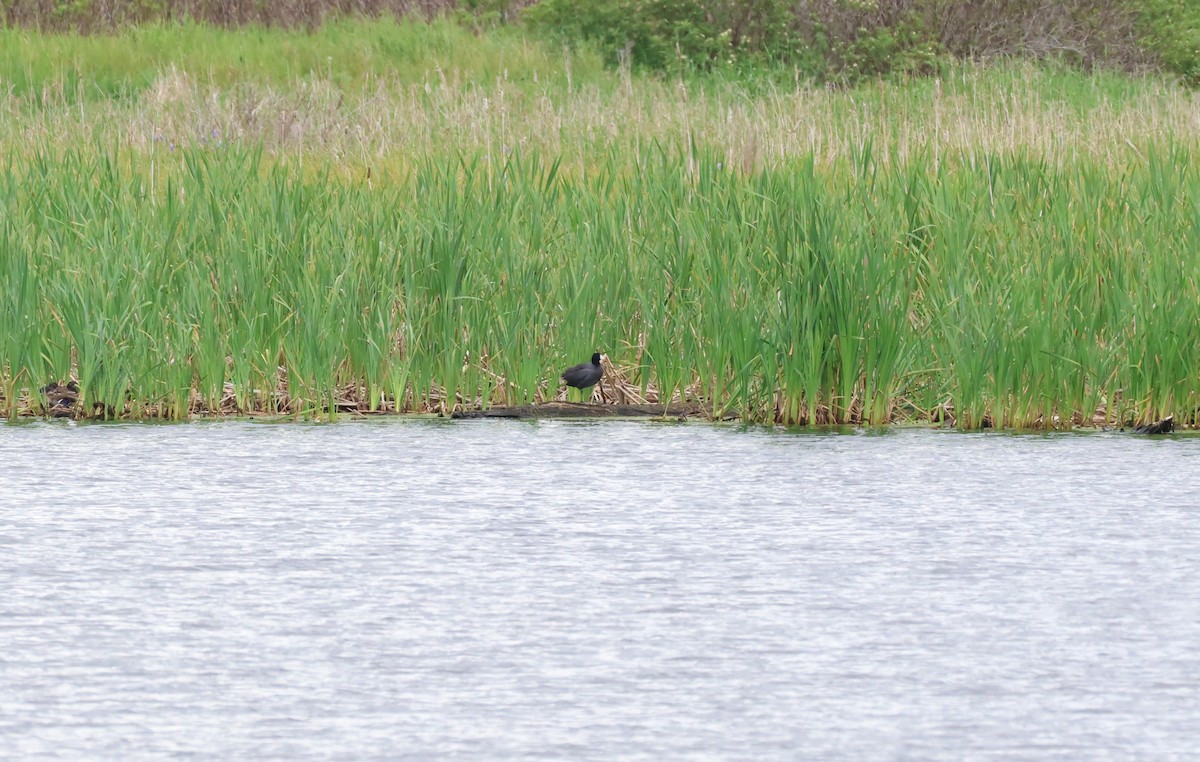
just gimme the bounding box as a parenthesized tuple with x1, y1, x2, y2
(450, 401, 712, 420)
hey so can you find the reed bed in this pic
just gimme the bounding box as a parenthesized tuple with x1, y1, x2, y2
(4, 141, 1200, 426)
(2, 22, 1199, 426)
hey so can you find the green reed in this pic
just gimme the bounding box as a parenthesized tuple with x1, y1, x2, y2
(2, 133, 1198, 426)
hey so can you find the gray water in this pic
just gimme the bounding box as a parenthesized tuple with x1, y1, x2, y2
(2, 421, 1198, 760)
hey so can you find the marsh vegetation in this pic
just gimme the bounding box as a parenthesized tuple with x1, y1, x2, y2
(1, 18, 1198, 426)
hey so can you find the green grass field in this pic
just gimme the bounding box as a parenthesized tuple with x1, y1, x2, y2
(2, 20, 1198, 426)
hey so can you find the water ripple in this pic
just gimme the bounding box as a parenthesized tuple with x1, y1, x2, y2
(2, 422, 1198, 759)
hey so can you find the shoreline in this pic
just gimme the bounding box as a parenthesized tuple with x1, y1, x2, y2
(2, 384, 1183, 432)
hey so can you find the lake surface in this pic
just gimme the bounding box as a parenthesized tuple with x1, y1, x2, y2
(2, 420, 1198, 759)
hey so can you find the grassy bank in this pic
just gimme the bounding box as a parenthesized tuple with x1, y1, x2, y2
(2, 21, 1199, 427)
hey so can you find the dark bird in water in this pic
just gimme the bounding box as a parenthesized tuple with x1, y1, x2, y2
(561, 352, 604, 391)
(1132, 415, 1173, 435)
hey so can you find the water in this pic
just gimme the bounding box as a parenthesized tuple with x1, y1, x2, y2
(2, 420, 1198, 759)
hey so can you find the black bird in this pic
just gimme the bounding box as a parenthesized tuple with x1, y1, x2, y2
(561, 352, 603, 391)
(1132, 415, 1174, 435)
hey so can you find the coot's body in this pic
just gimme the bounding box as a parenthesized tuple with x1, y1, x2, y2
(1132, 415, 1173, 435)
(562, 353, 603, 390)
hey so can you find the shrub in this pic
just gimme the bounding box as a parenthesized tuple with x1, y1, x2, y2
(1, 0, 1196, 84)
(525, 0, 1198, 83)
(1134, 0, 1200, 84)
(522, 0, 730, 71)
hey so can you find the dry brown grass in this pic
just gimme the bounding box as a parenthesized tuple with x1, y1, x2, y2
(5, 60, 1198, 177)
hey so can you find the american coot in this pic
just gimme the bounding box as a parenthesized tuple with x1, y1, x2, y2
(561, 352, 603, 390)
(1132, 415, 1173, 434)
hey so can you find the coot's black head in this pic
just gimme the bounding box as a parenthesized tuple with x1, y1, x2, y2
(591, 352, 602, 366)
